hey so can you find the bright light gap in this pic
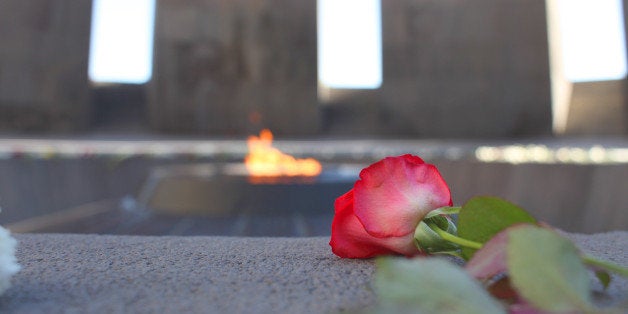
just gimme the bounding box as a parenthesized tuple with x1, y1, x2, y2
(317, 0, 382, 89)
(559, 0, 627, 82)
(88, 1, 626, 86)
(88, 0, 156, 84)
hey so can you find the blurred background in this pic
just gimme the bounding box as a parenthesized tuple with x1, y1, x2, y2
(0, 0, 626, 236)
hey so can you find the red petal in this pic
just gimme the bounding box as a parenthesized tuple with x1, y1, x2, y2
(353, 155, 452, 238)
(465, 227, 509, 280)
(509, 301, 553, 314)
(466, 224, 534, 280)
(487, 277, 518, 301)
(329, 190, 418, 258)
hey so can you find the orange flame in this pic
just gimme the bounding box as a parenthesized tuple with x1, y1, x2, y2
(245, 129, 322, 178)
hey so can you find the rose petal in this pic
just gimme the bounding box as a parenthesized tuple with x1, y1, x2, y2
(329, 190, 418, 258)
(509, 300, 566, 314)
(353, 155, 452, 238)
(487, 276, 518, 301)
(465, 227, 510, 280)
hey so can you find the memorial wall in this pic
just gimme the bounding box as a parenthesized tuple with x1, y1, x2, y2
(1, 0, 625, 137)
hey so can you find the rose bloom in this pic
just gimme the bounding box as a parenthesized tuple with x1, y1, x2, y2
(330, 154, 452, 258)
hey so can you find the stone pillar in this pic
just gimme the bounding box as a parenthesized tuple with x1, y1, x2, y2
(148, 0, 319, 136)
(624, 0, 628, 73)
(0, 0, 93, 132)
(378, 0, 552, 137)
(564, 80, 628, 135)
(325, 0, 553, 137)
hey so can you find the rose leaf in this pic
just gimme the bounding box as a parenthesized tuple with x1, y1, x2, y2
(458, 196, 536, 259)
(373, 257, 505, 314)
(594, 270, 611, 290)
(507, 225, 594, 313)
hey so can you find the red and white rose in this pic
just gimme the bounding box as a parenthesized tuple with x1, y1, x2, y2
(329, 154, 452, 258)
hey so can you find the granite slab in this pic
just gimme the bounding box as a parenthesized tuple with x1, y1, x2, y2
(0, 232, 626, 313)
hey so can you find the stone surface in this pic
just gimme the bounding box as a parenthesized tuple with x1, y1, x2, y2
(2, 234, 375, 313)
(437, 161, 628, 233)
(565, 81, 628, 135)
(147, 0, 552, 137)
(0, 232, 626, 313)
(325, 0, 553, 137)
(383, 0, 552, 137)
(0, 0, 92, 132)
(148, 0, 319, 136)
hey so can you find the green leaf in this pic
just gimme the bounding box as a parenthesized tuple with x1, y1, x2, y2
(582, 254, 628, 278)
(507, 225, 594, 313)
(594, 270, 611, 290)
(373, 257, 506, 314)
(458, 196, 536, 259)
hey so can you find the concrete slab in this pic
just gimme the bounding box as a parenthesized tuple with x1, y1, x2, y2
(0, 232, 626, 313)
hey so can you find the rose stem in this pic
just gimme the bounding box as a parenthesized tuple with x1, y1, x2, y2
(426, 222, 483, 250)
(582, 255, 628, 277)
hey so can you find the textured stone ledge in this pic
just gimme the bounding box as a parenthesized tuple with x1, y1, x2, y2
(0, 232, 626, 313)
